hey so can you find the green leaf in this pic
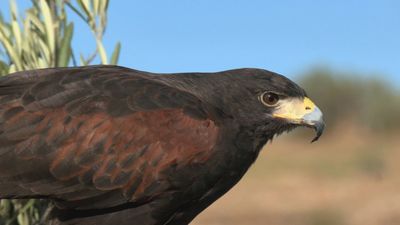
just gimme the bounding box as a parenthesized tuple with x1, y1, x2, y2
(0, 60, 9, 76)
(57, 22, 74, 67)
(79, 53, 87, 65)
(10, 0, 19, 21)
(0, 28, 22, 71)
(11, 20, 22, 54)
(38, 38, 51, 66)
(93, 0, 100, 15)
(26, 11, 45, 34)
(77, 0, 93, 21)
(40, 0, 55, 63)
(110, 41, 120, 65)
(96, 38, 108, 64)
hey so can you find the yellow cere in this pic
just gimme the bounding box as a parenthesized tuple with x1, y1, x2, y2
(303, 97, 316, 112)
(272, 97, 316, 122)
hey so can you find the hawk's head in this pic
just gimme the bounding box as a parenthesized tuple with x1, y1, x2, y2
(181, 68, 325, 143)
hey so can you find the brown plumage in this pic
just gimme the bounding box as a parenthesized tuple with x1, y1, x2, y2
(0, 65, 324, 225)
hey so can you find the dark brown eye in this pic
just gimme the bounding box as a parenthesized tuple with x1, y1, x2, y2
(261, 92, 280, 106)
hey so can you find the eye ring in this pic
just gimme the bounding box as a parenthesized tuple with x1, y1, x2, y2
(260, 92, 280, 106)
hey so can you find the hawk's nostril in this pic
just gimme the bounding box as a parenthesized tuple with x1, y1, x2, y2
(305, 106, 311, 110)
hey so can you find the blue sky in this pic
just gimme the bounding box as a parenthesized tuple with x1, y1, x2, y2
(1, 1, 399, 83)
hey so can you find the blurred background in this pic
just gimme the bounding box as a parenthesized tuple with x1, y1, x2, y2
(0, 1, 399, 225)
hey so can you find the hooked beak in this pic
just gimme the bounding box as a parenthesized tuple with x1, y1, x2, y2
(272, 97, 325, 142)
(302, 106, 325, 142)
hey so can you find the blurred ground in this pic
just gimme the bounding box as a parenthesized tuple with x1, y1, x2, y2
(193, 125, 400, 225)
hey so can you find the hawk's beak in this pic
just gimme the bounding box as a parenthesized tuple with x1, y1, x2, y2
(302, 105, 325, 142)
(272, 97, 325, 142)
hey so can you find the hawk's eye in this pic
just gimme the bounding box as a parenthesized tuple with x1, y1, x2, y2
(261, 92, 280, 106)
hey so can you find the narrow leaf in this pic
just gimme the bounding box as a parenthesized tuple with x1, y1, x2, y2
(93, 0, 100, 16)
(79, 53, 87, 66)
(110, 41, 120, 65)
(0, 60, 9, 76)
(96, 38, 108, 64)
(57, 22, 74, 67)
(77, 0, 93, 20)
(40, 0, 55, 63)
(9, 0, 19, 21)
(11, 20, 22, 54)
(26, 11, 45, 34)
(0, 29, 22, 70)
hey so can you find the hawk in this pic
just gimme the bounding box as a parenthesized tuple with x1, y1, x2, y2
(0, 66, 324, 225)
